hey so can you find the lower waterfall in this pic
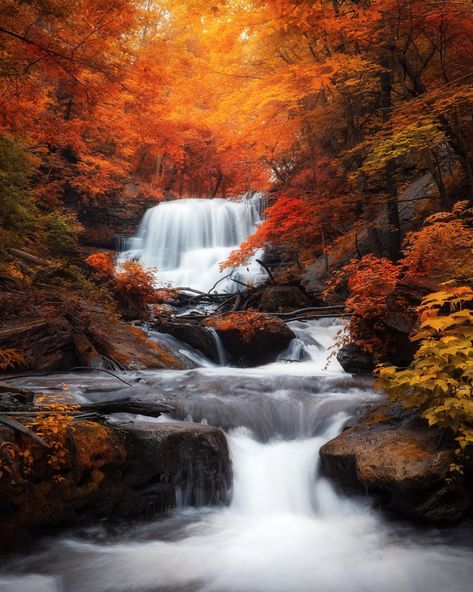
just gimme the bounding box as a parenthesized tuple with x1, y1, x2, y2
(1, 320, 473, 592)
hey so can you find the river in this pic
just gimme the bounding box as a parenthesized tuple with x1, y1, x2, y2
(1, 319, 473, 592)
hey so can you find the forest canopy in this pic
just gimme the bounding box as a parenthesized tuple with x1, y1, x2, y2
(1, 0, 473, 270)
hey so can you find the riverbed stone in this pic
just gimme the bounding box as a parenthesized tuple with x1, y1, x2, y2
(203, 311, 295, 366)
(118, 420, 231, 513)
(319, 407, 471, 523)
(336, 343, 375, 375)
(153, 319, 220, 363)
(0, 418, 231, 549)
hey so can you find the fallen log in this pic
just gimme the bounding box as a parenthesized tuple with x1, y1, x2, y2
(274, 305, 345, 318)
(9, 247, 54, 267)
(277, 313, 351, 322)
(78, 398, 175, 416)
(0, 398, 175, 418)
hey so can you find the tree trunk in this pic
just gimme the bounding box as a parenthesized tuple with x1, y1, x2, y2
(379, 50, 401, 261)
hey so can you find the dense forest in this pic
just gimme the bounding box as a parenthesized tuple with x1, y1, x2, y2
(0, 0, 473, 586)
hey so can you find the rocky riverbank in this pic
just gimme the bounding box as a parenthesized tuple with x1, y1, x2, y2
(0, 402, 230, 550)
(320, 404, 473, 524)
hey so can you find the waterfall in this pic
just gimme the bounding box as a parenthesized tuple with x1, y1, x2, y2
(118, 193, 267, 293)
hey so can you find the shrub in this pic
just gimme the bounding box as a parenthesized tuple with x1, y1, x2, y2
(401, 201, 473, 285)
(377, 285, 473, 468)
(325, 255, 401, 356)
(85, 251, 115, 281)
(40, 210, 83, 253)
(113, 261, 157, 317)
(0, 348, 26, 370)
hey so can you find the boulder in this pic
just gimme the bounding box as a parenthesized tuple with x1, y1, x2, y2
(0, 421, 127, 548)
(0, 418, 231, 549)
(154, 319, 220, 363)
(320, 408, 471, 523)
(259, 285, 311, 312)
(203, 311, 295, 366)
(90, 323, 191, 370)
(336, 343, 375, 374)
(119, 420, 231, 513)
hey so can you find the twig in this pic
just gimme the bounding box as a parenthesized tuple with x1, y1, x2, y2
(207, 273, 233, 294)
(231, 278, 252, 289)
(0, 415, 50, 448)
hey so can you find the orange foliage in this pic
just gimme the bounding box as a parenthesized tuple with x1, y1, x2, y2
(223, 196, 321, 269)
(85, 252, 115, 281)
(401, 202, 473, 285)
(2, 0, 473, 317)
(327, 256, 401, 355)
(114, 261, 157, 309)
(205, 312, 285, 343)
(0, 348, 27, 371)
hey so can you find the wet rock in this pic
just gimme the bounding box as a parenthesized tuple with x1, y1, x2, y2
(0, 421, 127, 549)
(73, 331, 104, 368)
(320, 408, 471, 524)
(259, 285, 311, 312)
(155, 320, 220, 364)
(91, 323, 191, 370)
(0, 308, 191, 372)
(118, 421, 231, 513)
(336, 343, 375, 375)
(204, 311, 295, 366)
(0, 419, 231, 549)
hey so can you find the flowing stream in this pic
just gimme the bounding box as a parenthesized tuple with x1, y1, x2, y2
(2, 197, 473, 591)
(1, 320, 473, 592)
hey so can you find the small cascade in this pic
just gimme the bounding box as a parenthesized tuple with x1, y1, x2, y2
(206, 327, 227, 366)
(118, 193, 267, 292)
(2, 319, 473, 592)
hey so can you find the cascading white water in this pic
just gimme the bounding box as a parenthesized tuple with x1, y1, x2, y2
(3, 319, 473, 592)
(118, 193, 267, 292)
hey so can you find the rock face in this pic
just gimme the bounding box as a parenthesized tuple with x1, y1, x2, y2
(319, 408, 471, 523)
(0, 312, 190, 372)
(204, 311, 295, 366)
(0, 317, 76, 371)
(336, 343, 375, 375)
(0, 418, 230, 549)
(78, 189, 157, 249)
(258, 285, 311, 312)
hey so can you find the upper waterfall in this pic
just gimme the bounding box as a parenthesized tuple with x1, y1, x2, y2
(118, 193, 267, 292)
